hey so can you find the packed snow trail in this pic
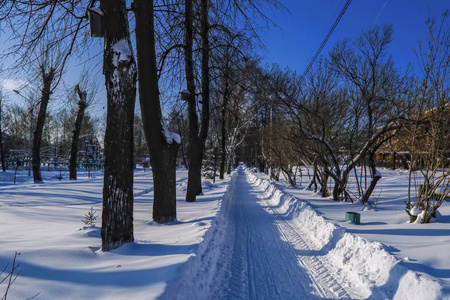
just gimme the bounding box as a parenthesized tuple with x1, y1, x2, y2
(159, 167, 442, 299)
(160, 167, 339, 299)
(223, 168, 320, 299)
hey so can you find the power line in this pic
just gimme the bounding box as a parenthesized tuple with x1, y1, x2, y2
(370, 0, 388, 30)
(300, 0, 352, 82)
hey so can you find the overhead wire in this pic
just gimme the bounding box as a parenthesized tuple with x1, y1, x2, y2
(300, 0, 352, 83)
(370, 0, 389, 30)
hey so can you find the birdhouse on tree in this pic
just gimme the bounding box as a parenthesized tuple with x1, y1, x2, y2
(88, 8, 104, 37)
(180, 90, 190, 101)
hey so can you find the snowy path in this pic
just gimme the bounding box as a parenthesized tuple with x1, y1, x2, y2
(223, 168, 320, 299)
(160, 167, 443, 300)
(162, 168, 348, 299)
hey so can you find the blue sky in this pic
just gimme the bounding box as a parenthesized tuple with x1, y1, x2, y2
(259, 0, 449, 73)
(1, 1, 449, 114)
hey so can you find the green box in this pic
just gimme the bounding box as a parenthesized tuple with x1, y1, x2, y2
(345, 212, 360, 224)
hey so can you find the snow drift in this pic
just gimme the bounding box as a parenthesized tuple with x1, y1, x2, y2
(246, 169, 442, 299)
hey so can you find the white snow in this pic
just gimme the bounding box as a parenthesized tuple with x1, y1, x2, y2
(0, 165, 448, 299)
(88, 7, 104, 17)
(162, 122, 181, 144)
(256, 166, 450, 299)
(107, 39, 136, 97)
(245, 168, 443, 299)
(111, 40, 132, 66)
(409, 205, 420, 216)
(0, 167, 231, 299)
(1, 79, 25, 91)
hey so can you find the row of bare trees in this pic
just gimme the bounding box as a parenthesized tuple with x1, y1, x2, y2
(2, 1, 446, 261)
(1, 0, 283, 250)
(238, 12, 449, 224)
(1, 76, 98, 174)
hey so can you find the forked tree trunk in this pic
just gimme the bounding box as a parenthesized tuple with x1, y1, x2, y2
(133, 0, 180, 223)
(69, 85, 87, 180)
(361, 152, 382, 205)
(100, 0, 136, 251)
(32, 66, 55, 183)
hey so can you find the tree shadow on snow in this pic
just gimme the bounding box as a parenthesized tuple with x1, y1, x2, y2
(111, 241, 196, 257)
(402, 261, 450, 279)
(346, 228, 450, 237)
(0, 255, 183, 288)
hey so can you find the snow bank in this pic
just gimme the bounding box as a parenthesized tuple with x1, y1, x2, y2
(245, 169, 442, 300)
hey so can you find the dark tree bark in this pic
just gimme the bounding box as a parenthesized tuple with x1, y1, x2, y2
(0, 96, 5, 172)
(100, 0, 136, 251)
(69, 85, 87, 180)
(184, 0, 200, 202)
(361, 151, 382, 205)
(0, 138, 4, 172)
(219, 76, 230, 180)
(185, 0, 211, 202)
(199, 0, 211, 161)
(32, 65, 55, 183)
(133, 0, 180, 223)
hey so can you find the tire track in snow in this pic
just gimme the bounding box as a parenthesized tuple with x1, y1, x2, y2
(254, 175, 352, 299)
(223, 168, 319, 300)
(273, 219, 350, 299)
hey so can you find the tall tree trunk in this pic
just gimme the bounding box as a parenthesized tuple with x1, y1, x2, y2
(320, 171, 329, 197)
(133, 0, 180, 223)
(178, 129, 188, 169)
(100, 0, 136, 251)
(219, 79, 229, 179)
(199, 0, 210, 162)
(69, 85, 87, 180)
(185, 0, 211, 202)
(0, 96, 5, 172)
(0, 140, 4, 172)
(184, 0, 202, 202)
(32, 66, 55, 183)
(227, 153, 232, 174)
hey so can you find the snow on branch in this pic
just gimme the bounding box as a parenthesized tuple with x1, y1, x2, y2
(162, 122, 181, 145)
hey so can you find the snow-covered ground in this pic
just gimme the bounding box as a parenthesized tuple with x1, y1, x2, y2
(1, 165, 448, 299)
(0, 167, 231, 299)
(265, 167, 450, 298)
(247, 168, 445, 299)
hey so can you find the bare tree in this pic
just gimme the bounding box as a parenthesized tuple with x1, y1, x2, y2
(31, 45, 59, 183)
(406, 11, 450, 223)
(329, 24, 407, 205)
(133, 0, 181, 223)
(69, 79, 95, 180)
(183, 0, 211, 202)
(100, 0, 137, 251)
(1, 0, 137, 250)
(0, 87, 5, 171)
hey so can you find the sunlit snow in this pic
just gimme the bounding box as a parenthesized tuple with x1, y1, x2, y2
(0, 165, 447, 299)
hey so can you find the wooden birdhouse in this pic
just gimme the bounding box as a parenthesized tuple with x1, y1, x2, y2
(88, 8, 104, 37)
(180, 90, 190, 101)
